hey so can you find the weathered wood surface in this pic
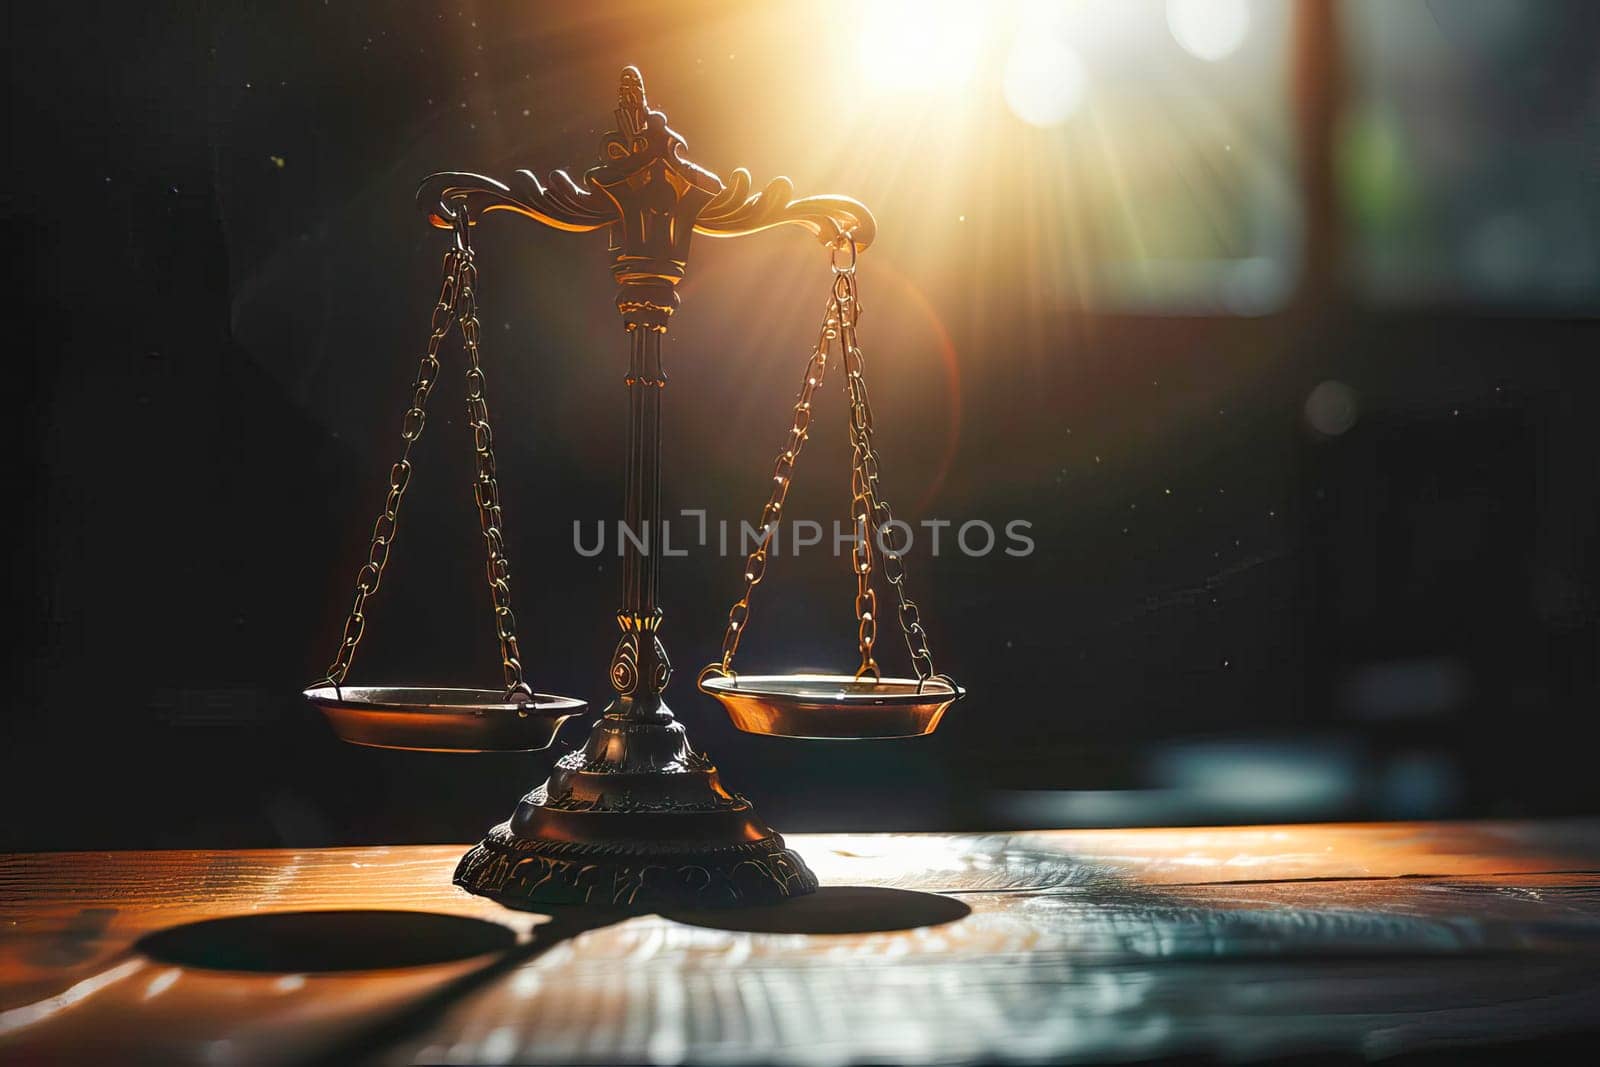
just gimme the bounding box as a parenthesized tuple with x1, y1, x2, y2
(3, 821, 1599, 1064)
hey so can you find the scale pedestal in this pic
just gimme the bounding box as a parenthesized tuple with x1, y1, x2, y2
(309, 67, 955, 910)
(456, 703, 815, 908)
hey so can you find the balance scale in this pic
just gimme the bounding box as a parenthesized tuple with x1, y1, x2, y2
(304, 67, 962, 910)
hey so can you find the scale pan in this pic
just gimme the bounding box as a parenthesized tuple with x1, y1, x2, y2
(701, 673, 961, 740)
(303, 686, 588, 752)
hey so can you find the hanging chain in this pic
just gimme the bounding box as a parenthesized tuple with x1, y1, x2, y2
(835, 240, 939, 684)
(701, 236, 943, 687)
(316, 243, 462, 691)
(315, 209, 532, 703)
(699, 285, 839, 683)
(453, 215, 534, 702)
(836, 268, 880, 678)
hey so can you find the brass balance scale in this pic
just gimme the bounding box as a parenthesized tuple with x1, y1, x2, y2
(304, 68, 962, 909)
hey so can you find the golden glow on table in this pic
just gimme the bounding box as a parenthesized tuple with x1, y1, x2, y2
(3, 822, 1598, 1064)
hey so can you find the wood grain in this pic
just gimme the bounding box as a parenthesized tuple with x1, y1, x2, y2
(3, 821, 1598, 1064)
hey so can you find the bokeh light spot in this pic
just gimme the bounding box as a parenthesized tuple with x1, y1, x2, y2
(1305, 380, 1360, 437)
(1003, 35, 1088, 127)
(1166, 0, 1251, 62)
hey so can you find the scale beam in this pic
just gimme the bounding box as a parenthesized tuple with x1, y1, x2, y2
(416, 72, 875, 256)
(418, 167, 877, 251)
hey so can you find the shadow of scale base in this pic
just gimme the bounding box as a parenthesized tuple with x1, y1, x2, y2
(303, 67, 961, 910)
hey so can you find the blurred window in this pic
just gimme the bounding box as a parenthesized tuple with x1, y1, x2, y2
(1339, 0, 1600, 307)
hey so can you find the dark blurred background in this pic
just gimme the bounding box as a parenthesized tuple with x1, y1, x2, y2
(6, 0, 1597, 849)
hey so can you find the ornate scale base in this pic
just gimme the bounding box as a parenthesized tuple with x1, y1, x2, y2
(454, 707, 817, 909)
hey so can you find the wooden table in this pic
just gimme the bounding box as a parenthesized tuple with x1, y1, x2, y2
(4, 821, 1600, 1064)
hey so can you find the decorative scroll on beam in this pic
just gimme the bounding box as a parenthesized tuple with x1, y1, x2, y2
(417, 169, 614, 234)
(696, 168, 876, 250)
(415, 67, 876, 253)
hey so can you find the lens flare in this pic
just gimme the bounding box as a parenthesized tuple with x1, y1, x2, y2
(856, 0, 987, 93)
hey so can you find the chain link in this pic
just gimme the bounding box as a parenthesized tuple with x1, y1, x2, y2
(316, 245, 461, 691)
(837, 247, 937, 683)
(315, 210, 532, 702)
(703, 299, 837, 680)
(837, 270, 879, 678)
(453, 217, 533, 702)
(703, 238, 940, 686)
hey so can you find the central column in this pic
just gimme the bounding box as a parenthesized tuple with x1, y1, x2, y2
(585, 67, 697, 761)
(610, 289, 672, 717)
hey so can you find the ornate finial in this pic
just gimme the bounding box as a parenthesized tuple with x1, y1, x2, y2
(617, 65, 647, 139)
(597, 67, 689, 174)
(585, 67, 722, 330)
